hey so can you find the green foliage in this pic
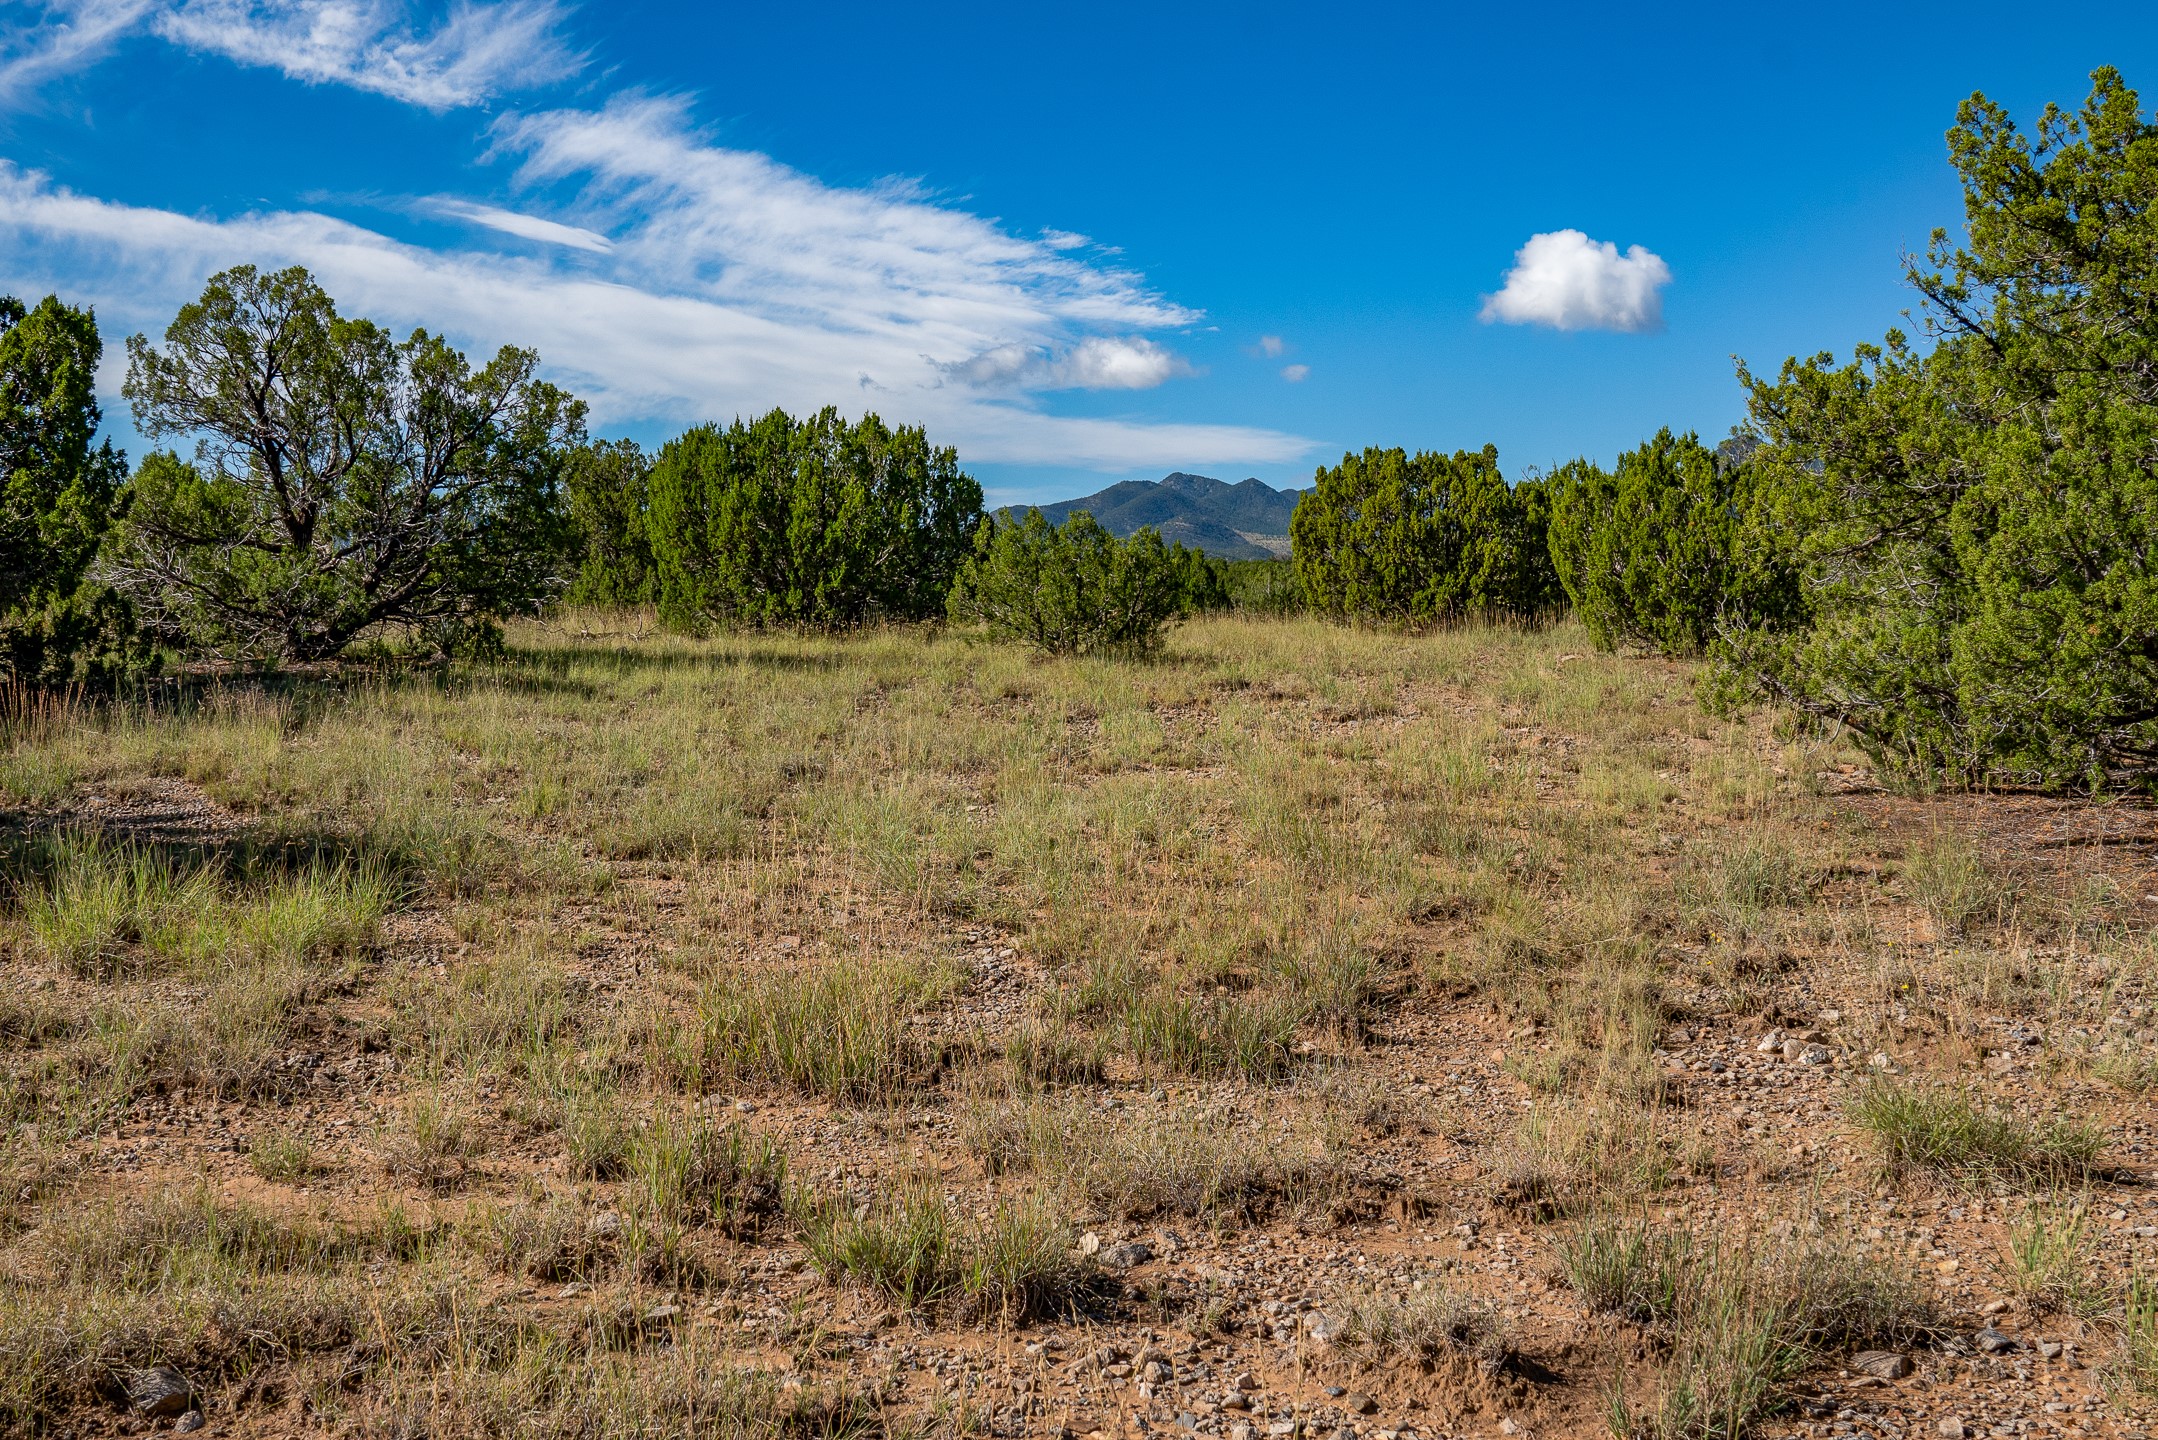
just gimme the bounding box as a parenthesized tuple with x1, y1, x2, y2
(1546, 429, 1802, 657)
(1718, 69, 2158, 788)
(646, 407, 982, 630)
(1216, 556, 1304, 614)
(561, 439, 655, 606)
(1289, 444, 1555, 624)
(116, 265, 585, 662)
(0, 294, 141, 683)
(1167, 542, 1232, 613)
(945, 509, 1190, 656)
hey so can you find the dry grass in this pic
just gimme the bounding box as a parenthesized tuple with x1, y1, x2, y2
(0, 613, 2149, 1435)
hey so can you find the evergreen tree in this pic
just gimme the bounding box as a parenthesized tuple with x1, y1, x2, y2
(647, 408, 983, 630)
(1289, 444, 1551, 623)
(1546, 429, 1801, 657)
(946, 509, 1188, 656)
(0, 294, 140, 683)
(563, 439, 656, 606)
(116, 266, 584, 661)
(1719, 68, 2158, 788)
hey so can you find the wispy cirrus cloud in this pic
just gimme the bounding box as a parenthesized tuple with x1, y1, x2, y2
(1480, 228, 1671, 333)
(0, 10, 1312, 473)
(0, 0, 581, 110)
(0, 133, 1304, 468)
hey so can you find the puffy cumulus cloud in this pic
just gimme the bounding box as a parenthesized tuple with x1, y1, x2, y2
(1480, 229, 1671, 333)
(1280, 363, 1309, 383)
(0, 0, 581, 111)
(945, 336, 1189, 392)
(1256, 334, 1285, 358)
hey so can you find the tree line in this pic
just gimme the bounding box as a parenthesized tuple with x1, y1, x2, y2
(4, 69, 2155, 791)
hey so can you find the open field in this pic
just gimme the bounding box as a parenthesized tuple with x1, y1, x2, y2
(2, 615, 2156, 1439)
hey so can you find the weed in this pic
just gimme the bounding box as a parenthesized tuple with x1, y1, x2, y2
(1902, 834, 2006, 937)
(248, 1131, 324, 1183)
(2003, 1199, 2097, 1315)
(1337, 1284, 1503, 1365)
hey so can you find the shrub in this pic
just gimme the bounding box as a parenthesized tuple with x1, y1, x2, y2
(0, 293, 142, 684)
(1545, 429, 1801, 657)
(116, 265, 584, 661)
(1715, 70, 2158, 790)
(945, 509, 1189, 656)
(1290, 443, 1554, 624)
(647, 407, 982, 630)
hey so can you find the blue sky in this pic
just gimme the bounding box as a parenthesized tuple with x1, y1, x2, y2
(1, 2, 2151, 505)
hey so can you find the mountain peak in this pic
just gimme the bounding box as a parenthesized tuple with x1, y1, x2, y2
(1008, 471, 1302, 559)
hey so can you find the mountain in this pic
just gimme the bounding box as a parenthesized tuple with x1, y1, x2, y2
(1007, 472, 1304, 560)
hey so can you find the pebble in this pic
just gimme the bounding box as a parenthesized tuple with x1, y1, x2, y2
(175, 1414, 206, 1435)
(2038, 1340, 2063, 1359)
(1852, 1351, 1911, 1380)
(1344, 1393, 1379, 1416)
(1975, 1327, 2016, 1354)
(1937, 1420, 1966, 1440)
(1102, 1241, 1154, 1269)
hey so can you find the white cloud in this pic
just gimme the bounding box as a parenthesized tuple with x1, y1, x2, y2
(0, 149, 1308, 470)
(426, 197, 611, 252)
(0, 0, 580, 110)
(1256, 334, 1285, 358)
(0, 0, 155, 103)
(945, 336, 1189, 392)
(1480, 228, 1670, 333)
(1280, 363, 1309, 383)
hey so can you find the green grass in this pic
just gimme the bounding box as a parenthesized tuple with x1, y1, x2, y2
(796, 1179, 1091, 1321)
(1847, 1078, 2104, 1183)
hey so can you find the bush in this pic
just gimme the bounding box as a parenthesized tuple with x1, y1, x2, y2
(1716, 69, 2158, 790)
(1290, 443, 1554, 624)
(116, 266, 584, 661)
(1546, 429, 1802, 657)
(0, 293, 142, 684)
(647, 407, 982, 630)
(945, 509, 1189, 656)
(561, 439, 656, 606)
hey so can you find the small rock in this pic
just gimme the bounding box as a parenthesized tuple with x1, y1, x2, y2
(1177, 1412, 1200, 1430)
(1102, 1241, 1154, 1269)
(124, 1366, 194, 1418)
(1234, 1372, 1259, 1391)
(1499, 1421, 1521, 1436)
(1980, 1298, 2011, 1315)
(1323, 1386, 1346, 1398)
(1782, 1038, 1806, 1061)
(175, 1413, 206, 1435)
(586, 1211, 623, 1237)
(1797, 1044, 1832, 1066)
(1344, 1393, 1379, 1416)
(1937, 1420, 1966, 1440)
(733, 1099, 754, 1113)
(1303, 1313, 1344, 1345)
(1852, 1351, 1911, 1380)
(1077, 1231, 1103, 1256)
(1975, 1327, 2016, 1354)
(1231, 1427, 1254, 1440)
(2038, 1341, 2063, 1359)
(1142, 1361, 1171, 1384)
(1757, 1029, 1787, 1053)
(643, 1303, 682, 1326)
(1221, 1393, 1251, 1411)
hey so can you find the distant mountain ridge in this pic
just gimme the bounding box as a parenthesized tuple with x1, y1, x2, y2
(1006, 472, 1304, 560)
